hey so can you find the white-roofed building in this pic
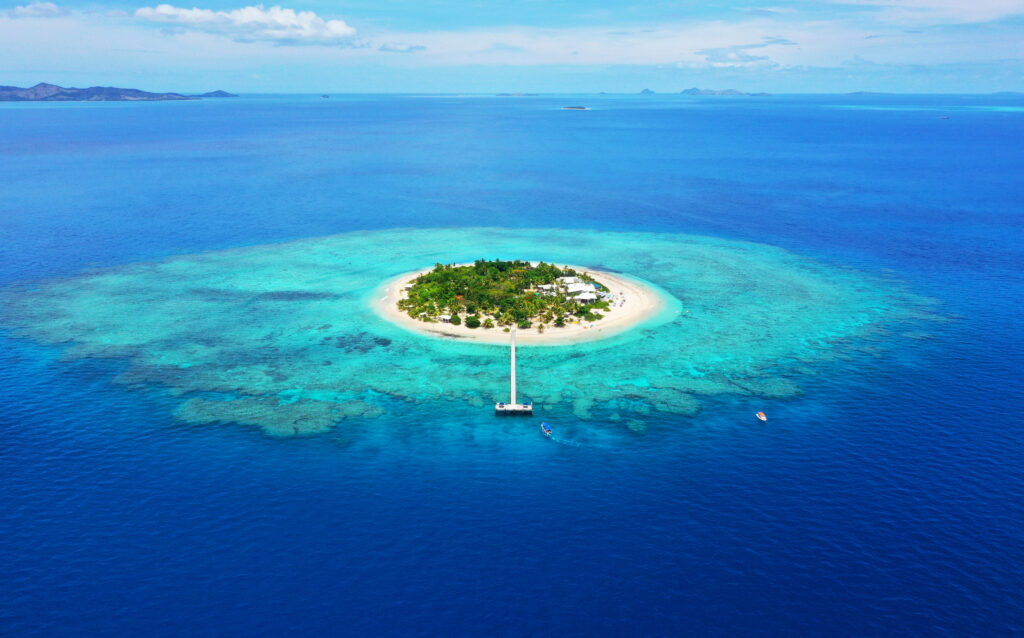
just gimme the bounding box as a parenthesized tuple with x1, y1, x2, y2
(566, 282, 597, 295)
(576, 292, 598, 304)
(557, 276, 581, 285)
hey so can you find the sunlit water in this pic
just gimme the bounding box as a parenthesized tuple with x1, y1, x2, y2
(1, 94, 1021, 635)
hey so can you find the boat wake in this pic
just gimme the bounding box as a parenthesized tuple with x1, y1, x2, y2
(548, 435, 586, 447)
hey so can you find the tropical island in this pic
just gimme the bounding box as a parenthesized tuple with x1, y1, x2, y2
(399, 260, 611, 330)
(377, 259, 669, 345)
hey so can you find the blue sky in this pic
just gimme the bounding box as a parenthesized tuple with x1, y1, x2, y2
(1, 0, 1022, 92)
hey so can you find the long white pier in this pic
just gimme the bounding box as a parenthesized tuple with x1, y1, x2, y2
(495, 327, 533, 415)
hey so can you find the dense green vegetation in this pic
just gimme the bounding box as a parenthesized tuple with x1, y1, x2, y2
(398, 259, 611, 328)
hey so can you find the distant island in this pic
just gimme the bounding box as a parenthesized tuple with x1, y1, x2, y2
(680, 87, 771, 96)
(0, 83, 237, 102)
(192, 90, 238, 98)
(637, 88, 769, 96)
(398, 260, 611, 330)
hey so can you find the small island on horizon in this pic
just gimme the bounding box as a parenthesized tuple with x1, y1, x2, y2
(638, 87, 770, 96)
(0, 83, 238, 102)
(680, 87, 771, 96)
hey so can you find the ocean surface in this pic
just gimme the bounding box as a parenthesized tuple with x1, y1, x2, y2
(1, 94, 1022, 636)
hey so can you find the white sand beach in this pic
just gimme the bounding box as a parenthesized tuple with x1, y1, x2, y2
(373, 264, 668, 345)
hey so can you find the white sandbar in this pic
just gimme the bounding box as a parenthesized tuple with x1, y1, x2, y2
(373, 264, 669, 345)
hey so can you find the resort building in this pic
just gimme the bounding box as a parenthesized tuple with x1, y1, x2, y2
(566, 282, 597, 295)
(576, 292, 598, 304)
(557, 276, 582, 285)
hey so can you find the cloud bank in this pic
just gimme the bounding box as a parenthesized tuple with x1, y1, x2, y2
(133, 4, 357, 45)
(1, 0, 1022, 92)
(833, 0, 1024, 24)
(7, 2, 67, 18)
(697, 36, 797, 66)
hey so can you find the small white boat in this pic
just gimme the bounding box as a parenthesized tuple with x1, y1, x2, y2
(756, 412, 767, 422)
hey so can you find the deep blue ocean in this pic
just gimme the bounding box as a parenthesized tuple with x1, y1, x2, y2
(1, 94, 1022, 636)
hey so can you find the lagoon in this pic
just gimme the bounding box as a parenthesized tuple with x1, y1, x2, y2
(1, 93, 1022, 636)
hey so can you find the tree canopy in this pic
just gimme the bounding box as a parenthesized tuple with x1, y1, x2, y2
(397, 259, 610, 328)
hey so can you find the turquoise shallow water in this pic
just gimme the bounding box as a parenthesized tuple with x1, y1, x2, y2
(1, 227, 936, 435)
(1, 94, 1022, 636)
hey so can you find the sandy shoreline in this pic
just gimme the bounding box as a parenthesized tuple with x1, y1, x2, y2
(372, 264, 670, 345)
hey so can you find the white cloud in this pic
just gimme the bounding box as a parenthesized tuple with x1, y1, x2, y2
(741, 7, 799, 17)
(833, 0, 1024, 24)
(1, 1, 1022, 90)
(378, 43, 426, 54)
(7, 2, 67, 18)
(696, 36, 797, 66)
(133, 4, 357, 45)
(369, 22, 814, 68)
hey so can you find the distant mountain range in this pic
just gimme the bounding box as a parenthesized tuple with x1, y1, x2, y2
(637, 87, 770, 96)
(679, 87, 771, 96)
(0, 83, 237, 101)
